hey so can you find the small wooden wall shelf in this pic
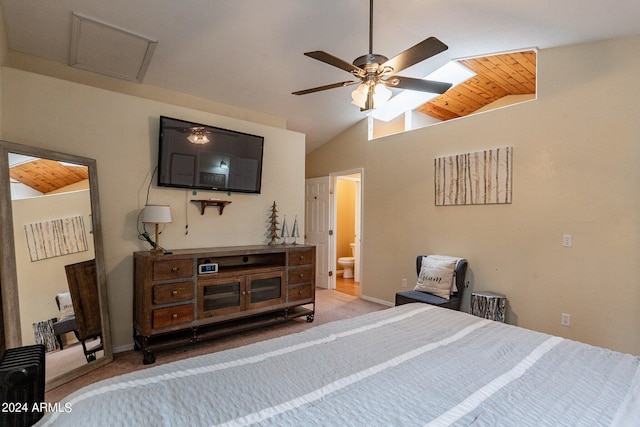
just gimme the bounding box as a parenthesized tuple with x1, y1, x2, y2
(191, 199, 231, 215)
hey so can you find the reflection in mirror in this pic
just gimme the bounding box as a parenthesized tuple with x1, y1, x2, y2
(0, 141, 112, 391)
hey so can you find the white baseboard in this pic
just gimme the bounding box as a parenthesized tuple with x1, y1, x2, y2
(360, 295, 394, 307)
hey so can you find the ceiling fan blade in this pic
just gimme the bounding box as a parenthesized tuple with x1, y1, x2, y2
(381, 37, 449, 75)
(292, 80, 358, 95)
(383, 75, 452, 94)
(304, 51, 365, 76)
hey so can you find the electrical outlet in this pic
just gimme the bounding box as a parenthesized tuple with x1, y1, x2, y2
(563, 234, 572, 247)
(402, 278, 407, 288)
(561, 313, 571, 326)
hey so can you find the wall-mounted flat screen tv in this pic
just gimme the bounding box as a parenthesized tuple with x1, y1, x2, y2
(157, 116, 264, 194)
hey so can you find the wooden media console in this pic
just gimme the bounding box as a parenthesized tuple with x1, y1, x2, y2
(133, 244, 315, 364)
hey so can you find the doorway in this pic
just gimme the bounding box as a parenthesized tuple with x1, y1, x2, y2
(332, 169, 362, 297)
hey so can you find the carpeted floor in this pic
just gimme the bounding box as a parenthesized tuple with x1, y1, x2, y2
(45, 289, 388, 403)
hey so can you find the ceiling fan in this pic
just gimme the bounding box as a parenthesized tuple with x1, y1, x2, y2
(292, 0, 452, 111)
(166, 125, 211, 144)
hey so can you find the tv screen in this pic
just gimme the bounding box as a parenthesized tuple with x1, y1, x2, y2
(157, 116, 264, 194)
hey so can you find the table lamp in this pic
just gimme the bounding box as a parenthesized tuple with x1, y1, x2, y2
(142, 204, 172, 254)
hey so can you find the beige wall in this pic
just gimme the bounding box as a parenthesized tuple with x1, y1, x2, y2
(307, 35, 640, 356)
(0, 68, 306, 350)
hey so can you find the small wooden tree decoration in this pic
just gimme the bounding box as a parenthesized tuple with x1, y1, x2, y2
(267, 201, 280, 245)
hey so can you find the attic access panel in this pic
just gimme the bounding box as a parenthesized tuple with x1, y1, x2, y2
(70, 12, 158, 83)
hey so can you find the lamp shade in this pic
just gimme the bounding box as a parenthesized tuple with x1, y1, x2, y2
(142, 205, 172, 224)
(351, 83, 368, 108)
(372, 83, 392, 107)
(187, 133, 209, 144)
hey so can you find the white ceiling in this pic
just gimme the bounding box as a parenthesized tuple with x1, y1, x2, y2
(1, 0, 640, 153)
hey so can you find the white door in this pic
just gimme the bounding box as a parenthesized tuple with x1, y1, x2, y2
(305, 177, 332, 289)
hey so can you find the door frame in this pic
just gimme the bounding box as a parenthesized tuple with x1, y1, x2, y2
(330, 168, 363, 293)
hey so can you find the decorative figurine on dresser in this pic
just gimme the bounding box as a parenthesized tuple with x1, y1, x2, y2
(133, 244, 316, 364)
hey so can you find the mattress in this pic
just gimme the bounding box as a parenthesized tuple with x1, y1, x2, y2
(38, 303, 640, 426)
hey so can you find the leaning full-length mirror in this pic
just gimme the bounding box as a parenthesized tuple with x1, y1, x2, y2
(0, 140, 112, 391)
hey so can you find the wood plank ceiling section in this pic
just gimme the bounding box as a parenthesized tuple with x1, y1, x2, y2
(417, 50, 536, 121)
(10, 158, 88, 194)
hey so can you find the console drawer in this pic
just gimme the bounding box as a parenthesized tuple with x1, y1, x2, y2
(288, 283, 313, 302)
(289, 249, 314, 267)
(288, 267, 313, 285)
(153, 259, 193, 280)
(153, 282, 194, 305)
(152, 304, 194, 329)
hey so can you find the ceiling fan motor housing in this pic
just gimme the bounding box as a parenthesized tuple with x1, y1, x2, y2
(353, 53, 389, 74)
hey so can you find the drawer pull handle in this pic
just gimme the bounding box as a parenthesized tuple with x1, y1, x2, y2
(298, 290, 303, 295)
(172, 313, 178, 319)
(171, 267, 179, 272)
(171, 290, 178, 296)
(299, 256, 304, 261)
(299, 273, 304, 278)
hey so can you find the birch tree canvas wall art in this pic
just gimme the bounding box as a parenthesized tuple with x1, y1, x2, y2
(24, 215, 88, 261)
(435, 147, 512, 206)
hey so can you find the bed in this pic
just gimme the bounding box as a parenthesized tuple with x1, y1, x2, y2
(38, 303, 640, 426)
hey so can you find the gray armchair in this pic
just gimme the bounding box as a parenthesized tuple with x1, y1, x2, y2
(395, 255, 468, 310)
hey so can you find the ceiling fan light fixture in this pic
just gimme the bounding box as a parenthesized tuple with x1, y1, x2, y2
(187, 134, 209, 144)
(351, 83, 369, 108)
(351, 81, 392, 110)
(187, 127, 210, 144)
(372, 83, 392, 107)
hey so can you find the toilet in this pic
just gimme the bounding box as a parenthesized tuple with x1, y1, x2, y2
(338, 243, 356, 279)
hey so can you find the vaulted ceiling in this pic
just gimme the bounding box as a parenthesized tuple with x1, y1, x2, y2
(0, 1, 638, 152)
(9, 50, 538, 191)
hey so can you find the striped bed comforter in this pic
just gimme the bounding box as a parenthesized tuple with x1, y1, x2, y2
(39, 303, 640, 426)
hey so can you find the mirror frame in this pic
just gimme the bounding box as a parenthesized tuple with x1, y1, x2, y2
(0, 140, 112, 390)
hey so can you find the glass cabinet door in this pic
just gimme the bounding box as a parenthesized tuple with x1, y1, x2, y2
(200, 279, 242, 317)
(246, 271, 286, 310)
(199, 270, 286, 317)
